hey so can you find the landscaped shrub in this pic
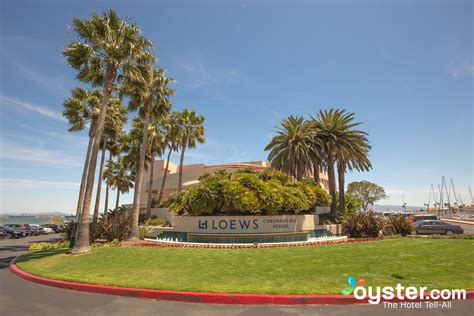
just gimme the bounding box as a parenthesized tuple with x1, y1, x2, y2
(147, 218, 168, 226)
(98, 207, 132, 241)
(28, 241, 70, 252)
(342, 211, 385, 238)
(169, 168, 329, 216)
(139, 220, 151, 240)
(386, 214, 415, 236)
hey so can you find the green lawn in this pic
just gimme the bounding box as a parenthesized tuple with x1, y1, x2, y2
(16, 238, 474, 294)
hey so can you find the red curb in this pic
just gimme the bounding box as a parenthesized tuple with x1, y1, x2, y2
(8, 263, 474, 305)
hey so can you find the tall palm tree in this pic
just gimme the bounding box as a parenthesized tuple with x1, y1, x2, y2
(63, 9, 154, 254)
(63, 88, 101, 222)
(145, 119, 166, 218)
(310, 109, 367, 216)
(103, 131, 125, 217)
(104, 157, 134, 210)
(264, 115, 316, 181)
(175, 109, 206, 192)
(92, 100, 127, 225)
(121, 66, 175, 239)
(156, 113, 180, 205)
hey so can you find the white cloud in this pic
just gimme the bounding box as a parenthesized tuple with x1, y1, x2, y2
(175, 54, 242, 90)
(12, 61, 68, 91)
(0, 178, 107, 190)
(0, 95, 66, 122)
(0, 139, 81, 167)
(448, 60, 474, 79)
(178, 60, 212, 89)
(0, 178, 79, 189)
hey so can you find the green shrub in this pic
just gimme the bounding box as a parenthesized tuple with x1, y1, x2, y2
(99, 207, 132, 241)
(147, 218, 168, 226)
(169, 168, 329, 216)
(28, 241, 70, 252)
(342, 211, 385, 238)
(139, 220, 152, 240)
(386, 214, 415, 236)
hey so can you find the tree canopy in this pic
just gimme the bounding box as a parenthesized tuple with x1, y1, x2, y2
(347, 180, 387, 211)
(169, 168, 330, 216)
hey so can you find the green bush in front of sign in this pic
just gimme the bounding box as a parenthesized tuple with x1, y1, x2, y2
(169, 168, 330, 216)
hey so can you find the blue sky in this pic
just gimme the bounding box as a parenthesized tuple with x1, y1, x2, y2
(0, 0, 472, 213)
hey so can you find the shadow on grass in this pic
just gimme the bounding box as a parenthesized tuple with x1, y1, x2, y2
(15, 249, 68, 265)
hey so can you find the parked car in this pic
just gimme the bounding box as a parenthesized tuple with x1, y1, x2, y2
(41, 224, 60, 233)
(407, 214, 437, 223)
(5, 224, 33, 236)
(0, 225, 26, 238)
(40, 225, 55, 234)
(28, 224, 45, 235)
(415, 220, 464, 235)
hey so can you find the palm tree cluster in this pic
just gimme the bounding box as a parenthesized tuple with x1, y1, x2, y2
(265, 109, 372, 217)
(63, 10, 205, 254)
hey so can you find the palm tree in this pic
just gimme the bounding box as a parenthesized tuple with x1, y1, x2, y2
(336, 145, 371, 213)
(121, 66, 175, 239)
(63, 9, 154, 254)
(265, 115, 316, 181)
(104, 157, 134, 210)
(310, 109, 368, 216)
(145, 119, 166, 218)
(175, 109, 206, 192)
(92, 100, 127, 225)
(103, 131, 125, 217)
(63, 88, 101, 222)
(156, 113, 180, 205)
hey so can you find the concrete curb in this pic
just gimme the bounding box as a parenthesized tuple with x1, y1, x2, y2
(8, 263, 474, 305)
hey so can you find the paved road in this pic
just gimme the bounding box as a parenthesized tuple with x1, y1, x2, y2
(0, 235, 472, 316)
(457, 223, 474, 234)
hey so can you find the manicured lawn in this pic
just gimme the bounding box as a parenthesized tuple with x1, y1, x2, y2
(17, 238, 474, 294)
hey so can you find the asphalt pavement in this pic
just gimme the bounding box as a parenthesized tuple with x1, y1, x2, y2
(0, 234, 472, 316)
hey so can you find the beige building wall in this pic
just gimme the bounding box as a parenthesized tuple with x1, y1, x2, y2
(139, 160, 329, 210)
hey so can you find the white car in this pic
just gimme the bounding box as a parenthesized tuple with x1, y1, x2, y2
(42, 227, 55, 234)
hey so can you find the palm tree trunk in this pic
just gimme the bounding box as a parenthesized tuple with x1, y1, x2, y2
(75, 135, 94, 222)
(72, 67, 116, 254)
(327, 152, 337, 216)
(178, 142, 186, 192)
(337, 160, 346, 215)
(313, 164, 320, 184)
(115, 188, 120, 210)
(104, 150, 112, 217)
(157, 147, 172, 205)
(92, 141, 106, 225)
(146, 150, 156, 219)
(129, 102, 151, 240)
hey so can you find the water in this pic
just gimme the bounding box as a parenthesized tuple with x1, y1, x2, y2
(0, 215, 74, 225)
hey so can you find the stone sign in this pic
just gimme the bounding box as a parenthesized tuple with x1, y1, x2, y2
(169, 214, 322, 234)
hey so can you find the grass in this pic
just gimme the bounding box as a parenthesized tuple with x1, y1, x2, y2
(17, 238, 474, 294)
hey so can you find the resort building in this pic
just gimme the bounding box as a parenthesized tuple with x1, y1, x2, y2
(139, 160, 329, 211)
